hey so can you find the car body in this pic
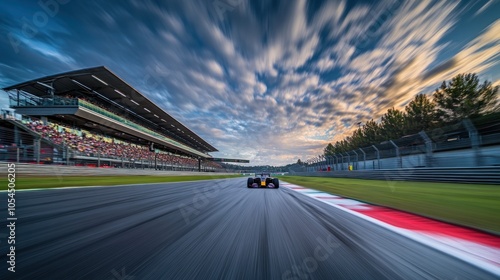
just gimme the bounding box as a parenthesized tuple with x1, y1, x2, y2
(247, 173, 279, 188)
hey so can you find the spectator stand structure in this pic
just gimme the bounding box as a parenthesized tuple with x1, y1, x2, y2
(2, 66, 230, 172)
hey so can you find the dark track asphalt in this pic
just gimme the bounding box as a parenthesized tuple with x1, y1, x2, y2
(0, 178, 497, 280)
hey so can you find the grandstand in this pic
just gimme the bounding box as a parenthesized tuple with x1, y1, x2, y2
(1, 66, 225, 171)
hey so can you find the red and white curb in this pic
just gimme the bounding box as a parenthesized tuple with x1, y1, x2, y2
(282, 182, 500, 276)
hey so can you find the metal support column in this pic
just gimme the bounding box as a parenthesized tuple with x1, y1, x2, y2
(463, 119, 480, 166)
(372, 145, 380, 169)
(352, 150, 358, 170)
(418, 131, 433, 167)
(66, 146, 70, 165)
(345, 152, 350, 169)
(154, 153, 158, 170)
(359, 148, 366, 170)
(34, 137, 41, 164)
(389, 140, 401, 168)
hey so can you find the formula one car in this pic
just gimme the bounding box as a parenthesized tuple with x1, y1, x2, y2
(247, 173, 279, 188)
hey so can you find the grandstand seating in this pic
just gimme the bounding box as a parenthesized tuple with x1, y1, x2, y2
(2, 66, 226, 171)
(22, 118, 222, 170)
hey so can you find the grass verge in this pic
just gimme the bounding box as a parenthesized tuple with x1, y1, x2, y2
(281, 176, 500, 234)
(1, 175, 242, 190)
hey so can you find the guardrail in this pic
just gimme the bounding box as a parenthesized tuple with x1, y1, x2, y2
(289, 167, 500, 184)
(305, 116, 500, 171)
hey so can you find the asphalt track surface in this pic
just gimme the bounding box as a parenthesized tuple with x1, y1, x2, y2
(0, 178, 497, 280)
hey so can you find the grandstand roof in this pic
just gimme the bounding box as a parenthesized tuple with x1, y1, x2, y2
(3, 66, 218, 153)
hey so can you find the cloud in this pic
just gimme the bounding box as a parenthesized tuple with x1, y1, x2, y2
(474, 0, 496, 16)
(0, 0, 499, 166)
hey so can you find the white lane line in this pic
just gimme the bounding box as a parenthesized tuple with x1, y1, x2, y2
(282, 181, 500, 277)
(419, 233, 500, 267)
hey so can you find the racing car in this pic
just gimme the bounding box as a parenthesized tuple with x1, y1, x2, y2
(247, 173, 279, 188)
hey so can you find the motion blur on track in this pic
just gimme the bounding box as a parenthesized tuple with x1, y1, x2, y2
(0, 178, 496, 280)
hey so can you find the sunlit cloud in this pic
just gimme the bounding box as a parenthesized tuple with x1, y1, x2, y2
(0, 0, 498, 165)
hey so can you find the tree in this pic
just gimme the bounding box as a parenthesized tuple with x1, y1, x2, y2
(404, 93, 436, 134)
(350, 128, 366, 148)
(380, 108, 405, 140)
(324, 143, 335, 157)
(362, 119, 382, 145)
(296, 159, 303, 165)
(433, 73, 499, 123)
(334, 141, 342, 153)
(342, 137, 352, 151)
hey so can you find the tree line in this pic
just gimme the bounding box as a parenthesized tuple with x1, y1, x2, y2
(323, 73, 499, 156)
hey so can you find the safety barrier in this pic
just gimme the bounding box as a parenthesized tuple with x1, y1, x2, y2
(290, 167, 500, 184)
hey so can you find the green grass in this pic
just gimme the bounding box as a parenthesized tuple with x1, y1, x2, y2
(281, 176, 500, 234)
(2, 175, 242, 190)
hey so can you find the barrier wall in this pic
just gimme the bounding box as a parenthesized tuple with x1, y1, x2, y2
(319, 145, 500, 171)
(290, 166, 500, 184)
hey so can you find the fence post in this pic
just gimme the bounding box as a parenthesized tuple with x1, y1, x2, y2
(340, 154, 344, 170)
(97, 151, 101, 168)
(154, 153, 158, 170)
(34, 137, 41, 164)
(345, 152, 350, 169)
(389, 140, 401, 168)
(352, 150, 358, 170)
(66, 146, 70, 165)
(463, 119, 480, 166)
(359, 148, 366, 170)
(333, 155, 338, 170)
(372, 145, 380, 169)
(418, 131, 433, 167)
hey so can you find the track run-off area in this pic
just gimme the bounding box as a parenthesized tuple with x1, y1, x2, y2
(1, 177, 499, 279)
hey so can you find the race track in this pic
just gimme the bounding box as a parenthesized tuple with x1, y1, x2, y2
(0, 178, 497, 279)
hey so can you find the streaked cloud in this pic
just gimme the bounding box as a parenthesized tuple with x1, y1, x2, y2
(0, 0, 498, 165)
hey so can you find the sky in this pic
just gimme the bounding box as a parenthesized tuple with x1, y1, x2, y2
(0, 0, 499, 166)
